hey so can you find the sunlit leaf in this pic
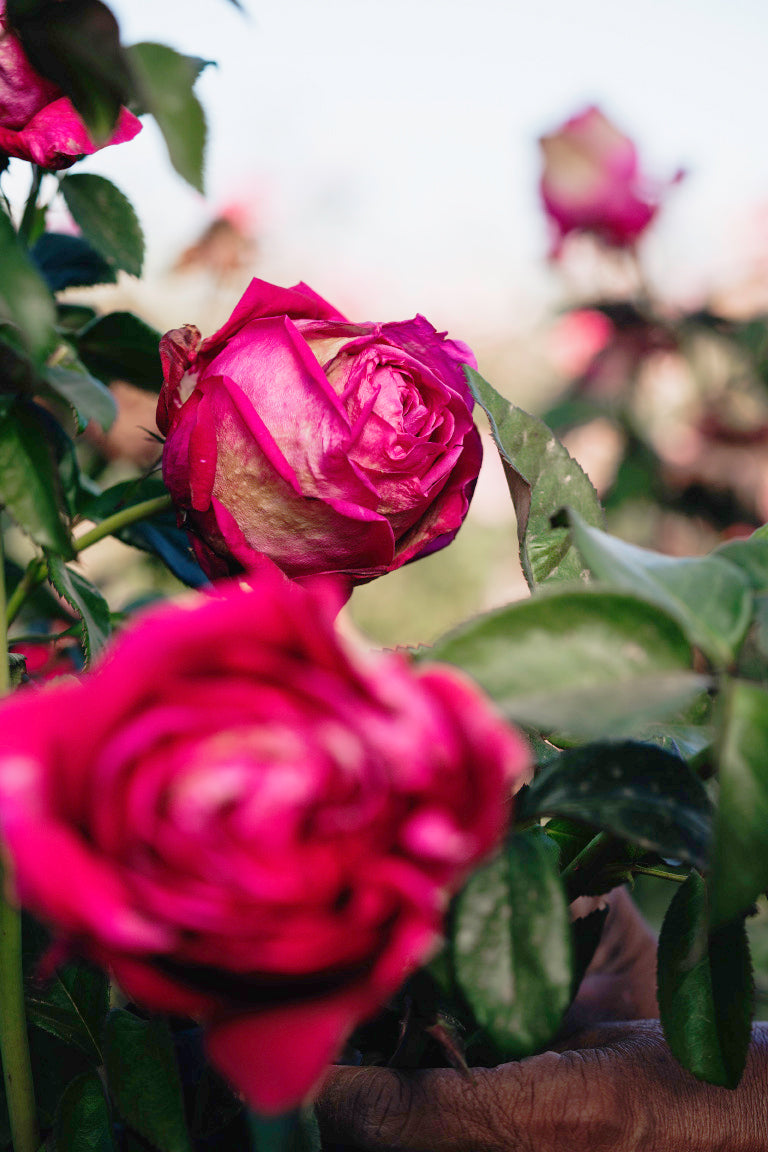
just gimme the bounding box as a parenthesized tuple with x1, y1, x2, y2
(565, 509, 753, 667)
(466, 366, 603, 588)
(429, 587, 706, 738)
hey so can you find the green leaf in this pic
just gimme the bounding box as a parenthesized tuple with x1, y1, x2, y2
(710, 680, 768, 927)
(565, 509, 753, 667)
(734, 594, 768, 686)
(45, 349, 117, 433)
(716, 534, 768, 593)
(76, 312, 162, 391)
(466, 366, 604, 589)
(0, 211, 56, 362)
(46, 555, 110, 664)
(29, 1026, 92, 1130)
(9, 0, 132, 143)
(452, 827, 572, 1059)
(104, 1010, 191, 1152)
(33, 233, 118, 294)
(0, 398, 72, 554)
(249, 1110, 322, 1152)
(60, 175, 144, 278)
(521, 742, 712, 869)
(8, 650, 27, 686)
(657, 873, 752, 1088)
(80, 477, 208, 588)
(127, 43, 212, 193)
(57, 303, 99, 333)
(41, 404, 86, 519)
(26, 959, 108, 1064)
(429, 587, 707, 738)
(542, 816, 595, 871)
(53, 1070, 115, 1152)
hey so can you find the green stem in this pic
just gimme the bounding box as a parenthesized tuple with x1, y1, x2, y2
(4, 562, 43, 631)
(6, 627, 79, 646)
(0, 534, 39, 1152)
(18, 167, 43, 248)
(631, 865, 688, 885)
(6, 493, 173, 627)
(72, 493, 171, 554)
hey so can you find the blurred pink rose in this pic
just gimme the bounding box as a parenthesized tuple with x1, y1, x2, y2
(157, 278, 482, 587)
(0, 1, 140, 169)
(539, 106, 680, 255)
(0, 569, 526, 1112)
(548, 309, 614, 378)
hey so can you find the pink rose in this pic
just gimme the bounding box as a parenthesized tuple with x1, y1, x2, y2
(539, 106, 681, 255)
(157, 278, 483, 587)
(0, 569, 527, 1112)
(0, 1, 140, 169)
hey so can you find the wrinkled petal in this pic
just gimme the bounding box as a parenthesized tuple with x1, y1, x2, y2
(0, 98, 141, 169)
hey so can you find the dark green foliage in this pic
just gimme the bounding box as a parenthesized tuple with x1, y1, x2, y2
(60, 175, 144, 278)
(522, 741, 712, 869)
(32, 234, 118, 293)
(104, 1011, 191, 1152)
(658, 874, 752, 1088)
(75, 312, 161, 391)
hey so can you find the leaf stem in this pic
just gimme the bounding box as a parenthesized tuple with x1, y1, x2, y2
(4, 561, 43, 631)
(6, 492, 173, 627)
(72, 493, 171, 554)
(0, 532, 39, 1152)
(18, 167, 43, 248)
(631, 865, 688, 885)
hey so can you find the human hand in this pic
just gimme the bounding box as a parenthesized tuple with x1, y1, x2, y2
(315, 891, 766, 1150)
(316, 1021, 768, 1151)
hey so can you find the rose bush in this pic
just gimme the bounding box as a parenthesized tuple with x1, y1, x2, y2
(157, 278, 483, 586)
(0, 568, 527, 1112)
(539, 105, 679, 255)
(0, 0, 140, 168)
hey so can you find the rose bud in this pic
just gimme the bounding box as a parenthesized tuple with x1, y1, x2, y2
(0, 0, 140, 169)
(539, 105, 682, 256)
(0, 568, 528, 1112)
(157, 278, 483, 588)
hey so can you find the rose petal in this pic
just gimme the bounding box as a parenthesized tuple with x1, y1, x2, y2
(0, 98, 141, 169)
(205, 988, 367, 1112)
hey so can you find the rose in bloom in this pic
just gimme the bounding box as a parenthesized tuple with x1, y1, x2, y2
(539, 106, 681, 255)
(0, 569, 527, 1111)
(0, 1, 140, 169)
(157, 278, 483, 586)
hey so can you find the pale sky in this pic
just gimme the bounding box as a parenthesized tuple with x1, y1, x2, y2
(13, 0, 768, 334)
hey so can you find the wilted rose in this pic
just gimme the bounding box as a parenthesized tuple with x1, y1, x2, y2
(0, 569, 527, 1111)
(539, 106, 681, 255)
(0, 1, 140, 168)
(157, 278, 483, 587)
